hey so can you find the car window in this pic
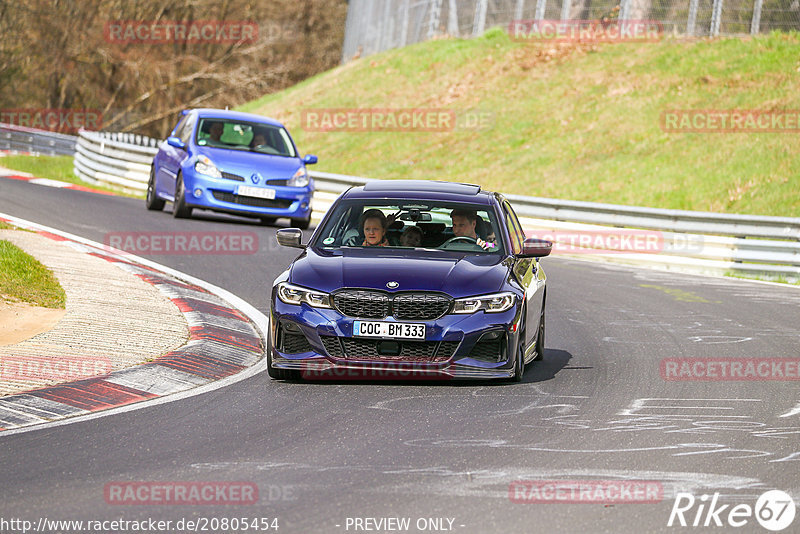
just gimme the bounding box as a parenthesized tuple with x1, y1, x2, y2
(503, 200, 525, 254)
(171, 114, 187, 138)
(178, 114, 195, 144)
(314, 200, 504, 254)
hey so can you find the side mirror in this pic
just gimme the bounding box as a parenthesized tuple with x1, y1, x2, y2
(303, 154, 318, 165)
(276, 228, 305, 249)
(520, 238, 552, 258)
(167, 136, 186, 150)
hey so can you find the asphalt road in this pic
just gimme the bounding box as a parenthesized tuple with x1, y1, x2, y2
(1, 179, 799, 534)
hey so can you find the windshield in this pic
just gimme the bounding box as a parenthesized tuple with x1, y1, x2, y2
(195, 118, 297, 157)
(313, 200, 504, 254)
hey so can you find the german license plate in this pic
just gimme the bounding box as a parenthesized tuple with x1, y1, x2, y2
(237, 185, 275, 199)
(353, 321, 425, 339)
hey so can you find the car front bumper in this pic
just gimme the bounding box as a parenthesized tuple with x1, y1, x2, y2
(183, 169, 313, 219)
(268, 298, 523, 380)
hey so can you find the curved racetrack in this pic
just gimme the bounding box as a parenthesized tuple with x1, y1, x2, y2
(1, 179, 798, 533)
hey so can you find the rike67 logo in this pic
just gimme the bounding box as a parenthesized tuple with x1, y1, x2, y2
(668, 490, 796, 531)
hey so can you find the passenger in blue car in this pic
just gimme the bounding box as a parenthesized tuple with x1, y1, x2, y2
(361, 209, 389, 247)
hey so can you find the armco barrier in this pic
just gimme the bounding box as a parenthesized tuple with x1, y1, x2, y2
(73, 130, 159, 191)
(74, 129, 341, 195)
(11, 126, 799, 281)
(0, 123, 77, 156)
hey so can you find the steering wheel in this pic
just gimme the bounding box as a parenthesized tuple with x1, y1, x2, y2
(440, 236, 482, 250)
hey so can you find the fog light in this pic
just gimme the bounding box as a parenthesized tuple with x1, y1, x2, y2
(193, 188, 203, 198)
(282, 321, 302, 333)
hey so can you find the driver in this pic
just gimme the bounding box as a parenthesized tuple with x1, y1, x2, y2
(208, 121, 224, 143)
(450, 209, 495, 250)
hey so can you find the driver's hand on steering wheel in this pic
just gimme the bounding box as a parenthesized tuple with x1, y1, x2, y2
(476, 237, 496, 250)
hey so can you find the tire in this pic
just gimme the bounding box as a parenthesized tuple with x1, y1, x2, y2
(259, 216, 277, 226)
(145, 167, 166, 211)
(290, 215, 311, 230)
(512, 314, 526, 382)
(267, 329, 301, 380)
(533, 306, 545, 361)
(172, 173, 192, 219)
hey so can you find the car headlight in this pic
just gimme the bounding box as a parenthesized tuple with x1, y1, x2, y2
(453, 292, 516, 314)
(287, 167, 309, 188)
(194, 156, 222, 179)
(277, 282, 331, 308)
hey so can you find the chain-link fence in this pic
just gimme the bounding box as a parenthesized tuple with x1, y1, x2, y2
(342, 0, 800, 60)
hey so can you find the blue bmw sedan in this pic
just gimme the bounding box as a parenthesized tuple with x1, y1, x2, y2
(147, 108, 317, 228)
(268, 180, 552, 381)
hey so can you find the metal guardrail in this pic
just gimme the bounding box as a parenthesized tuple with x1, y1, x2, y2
(73, 130, 159, 191)
(301, 170, 800, 280)
(8, 125, 799, 280)
(0, 123, 77, 156)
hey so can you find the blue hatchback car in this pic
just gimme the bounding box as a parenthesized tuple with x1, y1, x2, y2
(147, 108, 317, 228)
(268, 180, 552, 381)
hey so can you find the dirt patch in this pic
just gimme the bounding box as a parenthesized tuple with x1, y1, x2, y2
(0, 299, 65, 346)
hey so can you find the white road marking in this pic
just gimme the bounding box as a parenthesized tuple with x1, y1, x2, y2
(28, 178, 71, 188)
(780, 402, 800, 418)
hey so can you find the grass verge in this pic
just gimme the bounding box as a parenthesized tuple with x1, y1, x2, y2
(240, 29, 800, 216)
(0, 154, 144, 198)
(0, 240, 66, 308)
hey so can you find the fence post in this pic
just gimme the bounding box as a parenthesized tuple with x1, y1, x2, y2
(710, 0, 724, 36)
(447, 0, 459, 35)
(401, 0, 410, 47)
(515, 0, 525, 20)
(472, 0, 488, 36)
(619, 0, 630, 21)
(535, 0, 547, 20)
(560, 0, 570, 20)
(427, 0, 444, 38)
(378, 0, 390, 52)
(751, 0, 763, 34)
(687, 0, 699, 35)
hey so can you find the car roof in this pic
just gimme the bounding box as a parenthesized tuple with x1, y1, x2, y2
(345, 180, 495, 205)
(190, 108, 285, 128)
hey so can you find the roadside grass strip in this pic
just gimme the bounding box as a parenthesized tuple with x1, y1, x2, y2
(0, 239, 66, 308)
